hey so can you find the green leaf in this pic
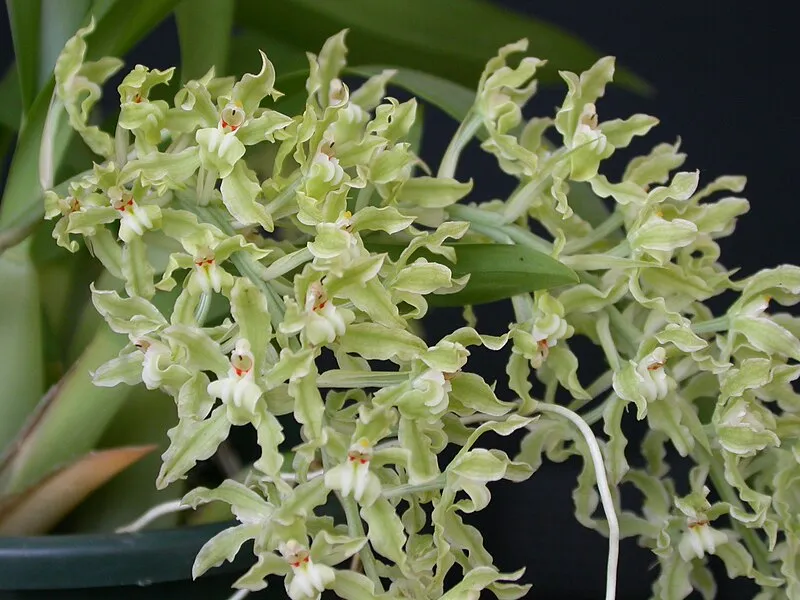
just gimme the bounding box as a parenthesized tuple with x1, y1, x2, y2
(0, 244, 44, 450)
(58, 387, 182, 533)
(0, 445, 155, 535)
(5, 0, 40, 112)
(367, 242, 578, 306)
(0, 326, 131, 494)
(237, 0, 649, 93)
(175, 0, 235, 81)
(41, 0, 93, 90)
(0, 65, 23, 130)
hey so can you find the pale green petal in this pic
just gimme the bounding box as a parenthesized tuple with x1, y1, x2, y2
(220, 161, 273, 231)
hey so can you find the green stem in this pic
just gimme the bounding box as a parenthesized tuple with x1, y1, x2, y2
(437, 112, 482, 179)
(563, 211, 625, 254)
(691, 315, 729, 334)
(264, 175, 302, 219)
(446, 204, 553, 253)
(382, 475, 446, 499)
(261, 247, 312, 281)
(321, 450, 384, 591)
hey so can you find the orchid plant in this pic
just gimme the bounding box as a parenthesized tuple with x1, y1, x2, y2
(41, 18, 800, 600)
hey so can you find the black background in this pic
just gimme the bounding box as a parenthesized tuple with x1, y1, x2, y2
(0, 1, 796, 598)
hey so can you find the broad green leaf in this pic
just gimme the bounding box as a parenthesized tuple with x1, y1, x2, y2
(0, 244, 44, 449)
(237, 0, 649, 93)
(175, 0, 235, 81)
(367, 242, 578, 306)
(58, 387, 182, 533)
(40, 0, 93, 91)
(0, 65, 23, 129)
(0, 445, 154, 535)
(5, 0, 40, 112)
(0, 325, 130, 494)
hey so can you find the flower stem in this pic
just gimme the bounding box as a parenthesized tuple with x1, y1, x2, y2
(438, 112, 482, 180)
(382, 475, 447, 499)
(563, 211, 625, 254)
(532, 403, 619, 600)
(691, 315, 729, 334)
(261, 247, 312, 281)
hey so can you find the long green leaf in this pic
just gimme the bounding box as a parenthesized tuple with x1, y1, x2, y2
(367, 242, 578, 306)
(0, 325, 129, 494)
(60, 387, 182, 533)
(0, 243, 44, 450)
(0, 65, 23, 130)
(39, 0, 93, 89)
(235, 0, 650, 93)
(0, 445, 155, 535)
(175, 0, 234, 81)
(5, 0, 40, 113)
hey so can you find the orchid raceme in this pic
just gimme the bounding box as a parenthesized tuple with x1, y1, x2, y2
(46, 21, 800, 600)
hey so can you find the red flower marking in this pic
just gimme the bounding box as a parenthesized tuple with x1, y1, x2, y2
(220, 119, 240, 133)
(688, 519, 709, 529)
(233, 367, 246, 377)
(133, 94, 142, 103)
(646, 362, 665, 371)
(115, 198, 134, 212)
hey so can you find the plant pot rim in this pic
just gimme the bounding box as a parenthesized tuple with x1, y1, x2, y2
(0, 521, 247, 590)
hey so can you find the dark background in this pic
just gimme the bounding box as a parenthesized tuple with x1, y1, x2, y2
(0, 1, 796, 598)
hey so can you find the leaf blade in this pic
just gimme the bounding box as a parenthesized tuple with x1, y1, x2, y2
(175, 0, 235, 81)
(0, 445, 155, 535)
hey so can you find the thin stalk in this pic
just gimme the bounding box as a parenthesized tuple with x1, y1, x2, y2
(264, 175, 302, 218)
(533, 403, 619, 600)
(563, 211, 625, 254)
(596, 312, 621, 372)
(321, 449, 384, 591)
(438, 112, 482, 179)
(261, 247, 312, 281)
(692, 315, 729, 335)
(39, 93, 62, 192)
(116, 499, 189, 533)
(382, 475, 447, 500)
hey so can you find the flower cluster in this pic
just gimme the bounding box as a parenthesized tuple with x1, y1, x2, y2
(49, 20, 800, 600)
